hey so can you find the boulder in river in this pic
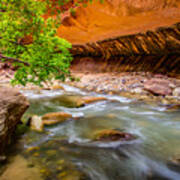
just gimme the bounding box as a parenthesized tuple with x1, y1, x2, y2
(0, 87, 29, 156)
(144, 78, 173, 96)
(164, 104, 180, 112)
(30, 115, 44, 132)
(82, 96, 107, 104)
(94, 129, 135, 142)
(51, 95, 85, 108)
(42, 112, 72, 125)
(51, 94, 108, 108)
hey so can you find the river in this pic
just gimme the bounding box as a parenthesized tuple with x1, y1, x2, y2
(1, 84, 180, 180)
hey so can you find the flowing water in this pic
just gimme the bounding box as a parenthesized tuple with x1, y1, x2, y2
(1, 85, 180, 180)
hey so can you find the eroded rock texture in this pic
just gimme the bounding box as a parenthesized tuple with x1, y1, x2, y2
(71, 23, 180, 76)
(71, 23, 180, 57)
(0, 88, 29, 155)
(58, 0, 180, 43)
(53, 0, 180, 76)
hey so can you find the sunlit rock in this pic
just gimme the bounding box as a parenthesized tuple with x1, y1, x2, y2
(82, 96, 107, 104)
(42, 112, 72, 125)
(30, 115, 44, 132)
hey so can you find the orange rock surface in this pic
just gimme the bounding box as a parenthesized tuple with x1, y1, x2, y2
(82, 96, 107, 104)
(54, 0, 180, 44)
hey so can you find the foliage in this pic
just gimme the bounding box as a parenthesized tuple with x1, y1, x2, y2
(0, 0, 72, 86)
(0, 0, 103, 86)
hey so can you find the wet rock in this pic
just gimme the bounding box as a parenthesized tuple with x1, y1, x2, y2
(173, 87, 180, 97)
(52, 95, 85, 108)
(42, 112, 72, 125)
(69, 72, 180, 105)
(82, 96, 107, 104)
(94, 129, 135, 142)
(30, 115, 44, 132)
(144, 78, 173, 96)
(165, 104, 180, 112)
(0, 87, 29, 155)
(170, 156, 180, 165)
(167, 155, 180, 173)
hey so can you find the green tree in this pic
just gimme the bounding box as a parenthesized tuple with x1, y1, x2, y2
(0, 0, 73, 86)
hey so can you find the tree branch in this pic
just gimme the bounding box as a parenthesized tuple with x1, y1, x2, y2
(0, 54, 30, 66)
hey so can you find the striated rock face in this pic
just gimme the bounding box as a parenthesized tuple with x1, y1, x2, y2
(70, 23, 180, 76)
(71, 23, 180, 58)
(0, 88, 29, 155)
(51, 0, 180, 76)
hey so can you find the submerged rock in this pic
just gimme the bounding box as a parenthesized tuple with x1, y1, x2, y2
(51, 94, 108, 108)
(0, 87, 29, 155)
(0, 155, 43, 180)
(42, 112, 72, 125)
(51, 95, 85, 108)
(94, 129, 135, 142)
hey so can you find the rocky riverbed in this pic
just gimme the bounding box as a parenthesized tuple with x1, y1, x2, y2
(1, 62, 180, 106)
(67, 72, 180, 105)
